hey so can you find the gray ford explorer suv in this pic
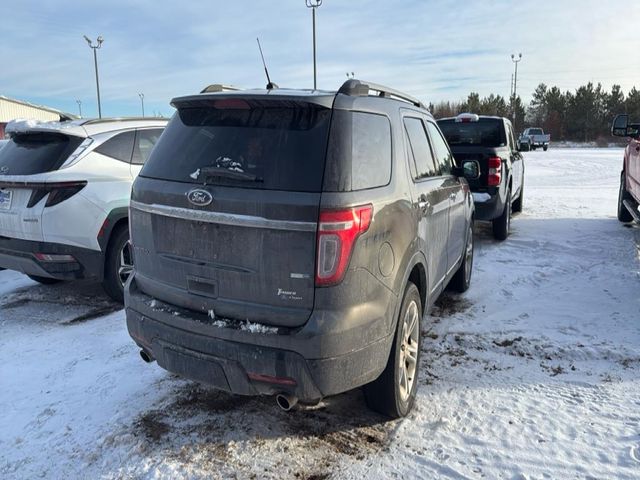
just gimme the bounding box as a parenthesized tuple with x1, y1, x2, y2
(125, 79, 477, 418)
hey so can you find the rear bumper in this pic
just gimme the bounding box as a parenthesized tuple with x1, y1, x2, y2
(471, 191, 505, 220)
(0, 236, 103, 280)
(125, 276, 394, 402)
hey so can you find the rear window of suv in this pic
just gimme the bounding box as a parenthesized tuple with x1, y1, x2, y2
(140, 105, 331, 192)
(437, 118, 507, 148)
(0, 133, 84, 175)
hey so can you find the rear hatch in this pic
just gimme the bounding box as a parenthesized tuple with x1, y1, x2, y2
(0, 132, 84, 241)
(437, 118, 507, 191)
(130, 97, 333, 327)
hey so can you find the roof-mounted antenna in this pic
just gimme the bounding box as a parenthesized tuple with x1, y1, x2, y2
(257, 37, 278, 90)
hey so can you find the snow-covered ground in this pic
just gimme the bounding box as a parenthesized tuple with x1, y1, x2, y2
(1, 148, 639, 479)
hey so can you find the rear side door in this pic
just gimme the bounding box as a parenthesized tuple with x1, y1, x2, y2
(402, 115, 449, 295)
(506, 122, 523, 197)
(424, 121, 467, 273)
(629, 138, 640, 201)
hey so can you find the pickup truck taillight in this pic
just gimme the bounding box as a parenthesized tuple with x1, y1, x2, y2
(315, 204, 373, 287)
(487, 157, 502, 186)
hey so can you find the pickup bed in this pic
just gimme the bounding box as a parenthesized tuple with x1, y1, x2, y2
(518, 128, 550, 151)
(611, 114, 640, 222)
(438, 113, 525, 240)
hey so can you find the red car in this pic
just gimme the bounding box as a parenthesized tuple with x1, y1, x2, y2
(612, 114, 640, 222)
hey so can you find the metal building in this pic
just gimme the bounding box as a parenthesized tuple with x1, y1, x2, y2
(0, 96, 77, 138)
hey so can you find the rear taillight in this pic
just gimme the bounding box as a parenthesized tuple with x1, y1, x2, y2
(27, 181, 87, 208)
(315, 204, 373, 287)
(487, 157, 502, 186)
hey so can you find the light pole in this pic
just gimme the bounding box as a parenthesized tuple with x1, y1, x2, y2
(76, 100, 82, 118)
(83, 35, 104, 118)
(305, 0, 322, 90)
(511, 53, 522, 128)
(138, 93, 145, 117)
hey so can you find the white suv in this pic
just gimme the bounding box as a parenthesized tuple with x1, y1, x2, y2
(0, 117, 167, 301)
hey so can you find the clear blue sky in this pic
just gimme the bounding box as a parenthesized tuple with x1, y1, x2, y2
(2, 0, 639, 118)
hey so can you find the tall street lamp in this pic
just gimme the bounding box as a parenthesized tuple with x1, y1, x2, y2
(138, 93, 145, 117)
(84, 35, 104, 118)
(305, 0, 322, 90)
(511, 53, 522, 128)
(76, 99, 82, 118)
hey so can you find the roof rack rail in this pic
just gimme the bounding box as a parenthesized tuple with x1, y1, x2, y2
(200, 84, 241, 94)
(338, 79, 426, 109)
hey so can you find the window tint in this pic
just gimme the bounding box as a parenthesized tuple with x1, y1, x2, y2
(132, 128, 163, 165)
(403, 117, 437, 180)
(426, 122, 453, 175)
(323, 111, 391, 191)
(0, 133, 83, 175)
(95, 131, 135, 163)
(141, 106, 331, 192)
(437, 118, 507, 148)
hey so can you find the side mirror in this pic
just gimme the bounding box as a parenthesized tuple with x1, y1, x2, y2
(612, 114, 629, 137)
(462, 160, 480, 180)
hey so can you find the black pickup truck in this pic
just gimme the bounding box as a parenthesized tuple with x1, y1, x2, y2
(438, 114, 525, 240)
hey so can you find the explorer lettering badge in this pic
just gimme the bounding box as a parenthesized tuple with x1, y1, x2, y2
(187, 188, 213, 207)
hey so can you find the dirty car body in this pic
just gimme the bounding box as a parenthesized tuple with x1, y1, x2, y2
(125, 80, 475, 415)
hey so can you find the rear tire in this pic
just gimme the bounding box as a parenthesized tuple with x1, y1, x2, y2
(543, 145, 548, 151)
(364, 282, 422, 419)
(102, 225, 132, 303)
(27, 275, 61, 285)
(618, 171, 633, 223)
(492, 189, 511, 241)
(450, 223, 474, 293)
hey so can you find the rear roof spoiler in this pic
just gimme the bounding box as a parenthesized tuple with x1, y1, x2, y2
(338, 79, 426, 109)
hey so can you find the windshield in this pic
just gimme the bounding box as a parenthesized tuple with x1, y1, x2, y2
(0, 132, 84, 175)
(140, 105, 332, 192)
(528, 128, 543, 135)
(437, 118, 507, 148)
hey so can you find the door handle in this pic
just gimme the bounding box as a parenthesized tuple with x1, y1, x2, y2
(418, 195, 430, 211)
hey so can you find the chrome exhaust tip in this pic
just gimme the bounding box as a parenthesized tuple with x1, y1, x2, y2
(139, 349, 155, 363)
(276, 393, 298, 412)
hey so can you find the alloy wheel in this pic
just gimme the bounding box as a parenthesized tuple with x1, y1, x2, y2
(398, 300, 420, 402)
(117, 241, 134, 287)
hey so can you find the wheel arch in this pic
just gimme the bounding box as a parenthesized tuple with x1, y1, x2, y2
(97, 207, 129, 278)
(391, 251, 429, 335)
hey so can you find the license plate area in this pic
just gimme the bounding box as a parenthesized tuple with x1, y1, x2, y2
(0, 189, 12, 210)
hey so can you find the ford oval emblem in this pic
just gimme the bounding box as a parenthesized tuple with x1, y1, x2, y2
(187, 188, 213, 207)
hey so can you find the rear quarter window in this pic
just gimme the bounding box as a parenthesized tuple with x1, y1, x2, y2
(94, 131, 135, 163)
(324, 111, 392, 191)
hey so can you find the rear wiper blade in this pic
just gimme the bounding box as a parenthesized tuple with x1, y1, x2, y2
(199, 166, 263, 183)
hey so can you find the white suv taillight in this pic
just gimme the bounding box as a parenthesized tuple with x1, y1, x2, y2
(315, 204, 373, 287)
